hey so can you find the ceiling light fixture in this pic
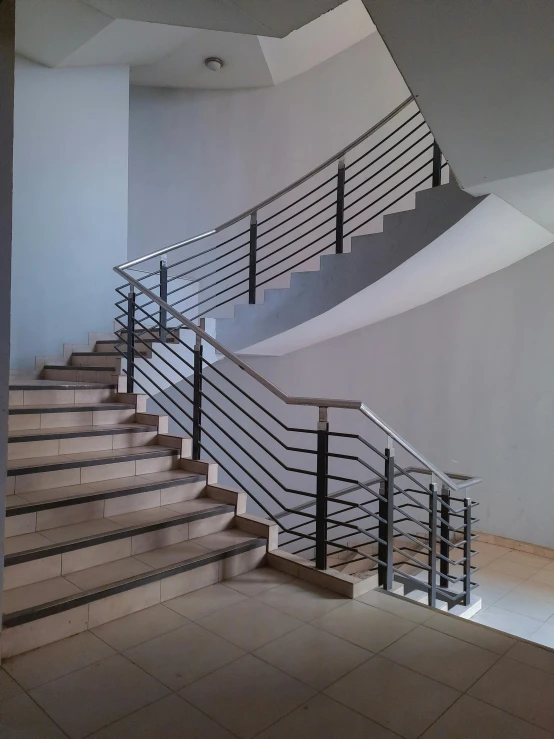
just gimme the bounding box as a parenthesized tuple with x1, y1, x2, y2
(205, 57, 224, 72)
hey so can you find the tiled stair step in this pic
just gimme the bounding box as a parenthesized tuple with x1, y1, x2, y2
(43, 365, 118, 383)
(95, 340, 157, 354)
(8, 402, 137, 430)
(8, 424, 158, 459)
(72, 350, 151, 365)
(7, 446, 182, 495)
(9, 381, 115, 407)
(4, 500, 236, 588)
(2, 531, 266, 652)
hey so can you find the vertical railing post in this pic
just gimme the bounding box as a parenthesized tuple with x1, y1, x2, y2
(336, 158, 345, 254)
(248, 212, 257, 304)
(315, 406, 329, 570)
(428, 481, 438, 607)
(439, 485, 451, 589)
(463, 498, 473, 606)
(192, 317, 204, 460)
(378, 444, 395, 590)
(159, 254, 167, 344)
(432, 141, 442, 187)
(126, 286, 135, 395)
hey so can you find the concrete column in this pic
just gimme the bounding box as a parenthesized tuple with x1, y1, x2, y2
(0, 0, 15, 633)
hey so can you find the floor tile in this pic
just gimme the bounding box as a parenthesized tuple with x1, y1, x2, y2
(124, 621, 244, 690)
(494, 591, 554, 621)
(485, 557, 543, 580)
(469, 656, 554, 732)
(0, 693, 67, 738)
(64, 557, 152, 590)
(472, 542, 512, 566)
(381, 624, 499, 691)
(511, 579, 554, 604)
(254, 623, 371, 690)
(476, 568, 524, 591)
(531, 622, 554, 649)
(256, 693, 399, 739)
(89, 694, 235, 738)
(472, 583, 511, 609)
(506, 640, 554, 675)
(133, 540, 208, 568)
(312, 600, 415, 652)
(0, 670, 23, 702)
(531, 569, 554, 587)
(424, 612, 516, 654)
(421, 694, 552, 739)
(256, 579, 348, 622)
(222, 566, 294, 597)
(199, 597, 303, 651)
(181, 654, 315, 739)
(3, 631, 115, 690)
(91, 604, 188, 652)
(325, 654, 459, 739)
(472, 606, 543, 639)
(356, 589, 434, 623)
(30, 654, 169, 739)
(501, 550, 553, 568)
(164, 583, 249, 621)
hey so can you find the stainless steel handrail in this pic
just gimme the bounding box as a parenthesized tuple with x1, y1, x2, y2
(119, 96, 415, 270)
(114, 268, 480, 494)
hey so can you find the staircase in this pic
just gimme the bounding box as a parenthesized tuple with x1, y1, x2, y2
(4, 372, 273, 658)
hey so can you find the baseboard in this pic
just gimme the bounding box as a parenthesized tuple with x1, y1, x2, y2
(477, 531, 554, 561)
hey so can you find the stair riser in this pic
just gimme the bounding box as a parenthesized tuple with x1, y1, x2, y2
(9, 388, 114, 407)
(5, 480, 206, 538)
(8, 408, 137, 432)
(8, 454, 180, 495)
(43, 368, 118, 384)
(71, 355, 123, 369)
(95, 342, 151, 354)
(1, 545, 266, 658)
(4, 512, 234, 591)
(8, 431, 158, 460)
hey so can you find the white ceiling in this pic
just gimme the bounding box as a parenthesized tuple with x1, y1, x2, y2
(15, 0, 375, 89)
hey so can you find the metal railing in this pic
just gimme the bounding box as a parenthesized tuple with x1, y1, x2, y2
(113, 99, 480, 608)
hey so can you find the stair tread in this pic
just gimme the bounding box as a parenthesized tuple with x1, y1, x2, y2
(2, 530, 262, 621)
(9, 403, 135, 414)
(9, 380, 115, 390)
(5, 499, 232, 557)
(7, 445, 179, 474)
(44, 364, 117, 372)
(8, 424, 157, 442)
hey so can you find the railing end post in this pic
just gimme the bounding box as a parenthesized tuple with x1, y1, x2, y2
(315, 406, 329, 570)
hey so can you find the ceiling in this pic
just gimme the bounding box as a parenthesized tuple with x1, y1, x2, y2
(15, 0, 375, 89)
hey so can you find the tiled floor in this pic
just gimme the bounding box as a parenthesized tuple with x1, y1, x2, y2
(467, 541, 554, 646)
(2, 567, 554, 738)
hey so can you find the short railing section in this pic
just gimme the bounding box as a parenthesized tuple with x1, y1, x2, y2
(113, 98, 478, 610)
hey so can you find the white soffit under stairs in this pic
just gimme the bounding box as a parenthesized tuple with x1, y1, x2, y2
(240, 195, 553, 356)
(15, 0, 374, 89)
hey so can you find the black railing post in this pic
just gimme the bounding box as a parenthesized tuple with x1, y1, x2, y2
(463, 498, 473, 606)
(439, 485, 451, 589)
(248, 212, 257, 304)
(159, 254, 167, 344)
(428, 482, 438, 607)
(432, 141, 442, 187)
(126, 286, 136, 395)
(192, 317, 204, 460)
(315, 407, 329, 570)
(336, 158, 345, 254)
(378, 445, 395, 589)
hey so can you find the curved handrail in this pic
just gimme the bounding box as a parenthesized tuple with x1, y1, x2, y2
(119, 96, 415, 271)
(114, 267, 480, 494)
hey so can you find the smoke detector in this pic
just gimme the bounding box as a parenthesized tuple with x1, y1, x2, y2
(205, 57, 224, 72)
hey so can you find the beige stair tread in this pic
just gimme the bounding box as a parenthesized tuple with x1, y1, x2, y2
(65, 557, 154, 590)
(9, 403, 133, 412)
(7, 445, 177, 471)
(8, 424, 155, 440)
(9, 380, 111, 389)
(12, 470, 200, 505)
(106, 498, 224, 527)
(2, 577, 81, 614)
(4, 533, 53, 555)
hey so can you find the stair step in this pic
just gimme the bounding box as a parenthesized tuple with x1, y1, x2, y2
(9, 381, 116, 407)
(9, 402, 135, 415)
(44, 364, 117, 372)
(8, 402, 138, 432)
(43, 365, 119, 384)
(7, 446, 182, 495)
(9, 424, 156, 443)
(1, 531, 266, 657)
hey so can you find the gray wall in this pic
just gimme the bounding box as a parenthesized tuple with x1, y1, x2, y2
(0, 0, 15, 637)
(363, 0, 554, 190)
(236, 243, 554, 549)
(10, 58, 130, 370)
(128, 32, 409, 262)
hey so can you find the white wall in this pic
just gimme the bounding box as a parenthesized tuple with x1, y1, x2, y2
(230, 243, 554, 549)
(11, 58, 130, 370)
(128, 32, 409, 261)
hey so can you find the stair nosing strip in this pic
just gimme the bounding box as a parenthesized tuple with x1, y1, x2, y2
(44, 365, 117, 372)
(7, 447, 180, 477)
(2, 538, 266, 628)
(9, 383, 115, 390)
(5, 503, 235, 565)
(9, 403, 136, 415)
(8, 425, 157, 443)
(6, 473, 204, 516)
